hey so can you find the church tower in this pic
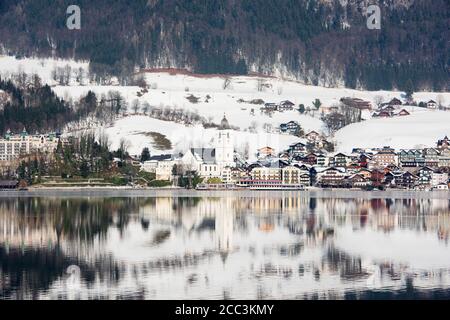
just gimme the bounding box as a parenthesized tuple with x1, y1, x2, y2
(215, 114, 235, 168)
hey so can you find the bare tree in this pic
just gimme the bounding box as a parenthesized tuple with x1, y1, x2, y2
(223, 77, 231, 90)
(436, 94, 445, 109)
(118, 138, 131, 160)
(131, 99, 141, 114)
(141, 101, 150, 115)
(374, 95, 384, 108)
(256, 79, 265, 92)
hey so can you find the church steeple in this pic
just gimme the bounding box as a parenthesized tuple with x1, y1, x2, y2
(219, 114, 231, 130)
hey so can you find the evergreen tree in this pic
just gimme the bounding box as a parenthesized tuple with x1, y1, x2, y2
(298, 104, 305, 114)
(140, 147, 151, 162)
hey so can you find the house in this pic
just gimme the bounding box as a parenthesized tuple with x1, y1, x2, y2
(396, 171, 418, 189)
(427, 100, 438, 109)
(250, 165, 281, 181)
(261, 103, 278, 113)
(431, 170, 448, 187)
(423, 148, 439, 167)
(388, 98, 402, 107)
(434, 183, 449, 190)
(399, 149, 424, 167)
(257, 146, 276, 159)
(340, 97, 372, 110)
(278, 151, 291, 161)
(372, 148, 398, 168)
(370, 169, 385, 188)
(281, 165, 310, 186)
(278, 100, 295, 111)
(358, 154, 372, 168)
(437, 136, 450, 150)
(330, 153, 350, 168)
(373, 110, 393, 118)
(397, 109, 410, 116)
(155, 159, 177, 181)
(346, 174, 371, 188)
(280, 121, 300, 135)
(305, 131, 320, 142)
(302, 153, 318, 166)
(416, 166, 434, 186)
(316, 154, 328, 167)
(357, 168, 372, 180)
(141, 154, 173, 172)
(317, 167, 346, 187)
(0, 180, 18, 189)
(230, 167, 249, 182)
(288, 142, 306, 157)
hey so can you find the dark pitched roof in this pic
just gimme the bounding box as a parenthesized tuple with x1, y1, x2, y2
(191, 148, 216, 164)
(148, 154, 172, 161)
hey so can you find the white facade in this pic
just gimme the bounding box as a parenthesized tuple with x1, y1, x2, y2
(141, 160, 158, 173)
(0, 130, 59, 162)
(215, 130, 235, 168)
(431, 172, 448, 187)
(155, 160, 176, 181)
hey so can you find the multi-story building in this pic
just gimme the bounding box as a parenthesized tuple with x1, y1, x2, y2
(0, 129, 60, 163)
(423, 148, 440, 167)
(371, 147, 398, 168)
(431, 171, 448, 188)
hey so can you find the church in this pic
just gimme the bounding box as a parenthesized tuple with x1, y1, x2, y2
(179, 115, 236, 181)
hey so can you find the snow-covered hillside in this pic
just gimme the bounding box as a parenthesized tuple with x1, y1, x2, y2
(335, 107, 450, 153)
(0, 55, 89, 85)
(2, 56, 449, 157)
(99, 116, 300, 162)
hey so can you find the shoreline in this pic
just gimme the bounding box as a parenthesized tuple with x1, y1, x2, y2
(0, 187, 449, 199)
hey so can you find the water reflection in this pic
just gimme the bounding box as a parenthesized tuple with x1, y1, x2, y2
(1, 195, 450, 299)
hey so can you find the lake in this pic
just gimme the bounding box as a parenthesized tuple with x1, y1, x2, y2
(1, 190, 450, 300)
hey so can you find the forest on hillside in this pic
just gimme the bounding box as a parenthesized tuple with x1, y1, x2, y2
(0, 0, 448, 91)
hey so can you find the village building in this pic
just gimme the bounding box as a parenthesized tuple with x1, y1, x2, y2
(431, 170, 448, 188)
(305, 131, 321, 142)
(280, 121, 300, 135)
(387, 98, 402, 107)
(141, 154, 172, 173)
(371, 148, 398, 168)
(316, 167, 346, 187)
(396, 109, 410, 116)
(427, 100, 438, 109)
(0, 129, 60, 163)
(250, 166, 281, 181)
(330, 153, 351, 168)
(316, 154, 328, 167)
(346, 174, 371, 188)
(416, 166, 434, 187)
(396, 171, 418, 189)
(281, 165, 310, 186)
(257, 146, 276, 159)
(160, 115, 237, 182)
(287, 142, 306, 157)
(340, 97, 372, 110)
(278, 100, 295, 111)
(399, 149, 425, 167)
(423, 148, 440, 167)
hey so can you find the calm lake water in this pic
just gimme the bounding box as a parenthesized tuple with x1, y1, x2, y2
(1, 190, 450, 300)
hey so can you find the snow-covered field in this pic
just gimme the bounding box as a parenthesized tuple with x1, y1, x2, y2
(2, 55, 449, 156)
(335, 106, 450, 153)
(99, 116, 300, 161)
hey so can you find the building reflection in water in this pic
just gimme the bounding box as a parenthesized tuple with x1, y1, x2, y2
(0, 195, 450, 299)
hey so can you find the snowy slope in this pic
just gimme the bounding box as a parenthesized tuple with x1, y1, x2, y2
(334, 107, 450, 153)
(2, 56, 449, 156)
(97, 116, 301, 161)
(0, 55, 89, 85)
